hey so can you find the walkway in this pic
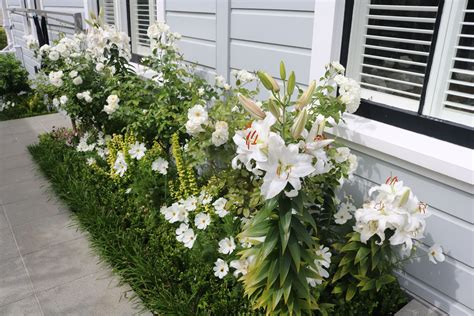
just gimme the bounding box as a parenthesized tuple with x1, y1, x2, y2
(0, 114, 144, 315)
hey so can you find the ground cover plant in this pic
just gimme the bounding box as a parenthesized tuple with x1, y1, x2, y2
(28, 12, 446, 315)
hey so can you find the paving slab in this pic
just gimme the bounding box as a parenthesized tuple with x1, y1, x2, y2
(4, 198, 68, 227)
(37, 271, 150, 316)
(23, 237, 103, 292)
(13, 212, 83, 255)
(396, 299, 447, 316)
(0, 257, 33, 306)
(0, 227, 20, 264)
(0, 295, 42, 316)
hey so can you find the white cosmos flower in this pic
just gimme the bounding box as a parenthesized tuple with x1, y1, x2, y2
(213, 197, 228, 217)
(113, 152, 128, 177)
(334, 208, 352, 225)
(175, 223, 189, 242)
(181, 228, 196, 248)
(218, 237, 236, 255)
(213, 259, 229, 279)
(199, 191, 212, 205)
(257, 134, 315, 200)
(428, 244, 445, 264)
(212, 121, 229, 147)
(194, 212, 211, 230)
(128, 142, 147, 160)
(151, 157, 168, 175)
(182, 196, 198, 211)
(86, 157, 96, 166)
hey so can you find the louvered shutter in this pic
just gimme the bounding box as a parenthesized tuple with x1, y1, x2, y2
(346, 0, 440, 112)
(99, 0, 116, 25)
(130, 0, 158, 56)
(424, 0, 473, 127)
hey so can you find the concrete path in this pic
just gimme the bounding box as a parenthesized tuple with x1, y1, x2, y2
(0, 114, 145, 315)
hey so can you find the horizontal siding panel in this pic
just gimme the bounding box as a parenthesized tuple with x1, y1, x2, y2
(397, 271, 474, 316)
(42, 0, 84, 7)
(6, 0, 21, 6)
(231, 9, 313, 49)
(352, 150, 474, 224)
(166, 0, 216, 13)
(178, 37, 216, 69)
(166, 12, 216, 41)
(230, 39, 311, 84)
(11, 14, 25, 24)
(231, 0, 315, 11)
(404, 247, 474, 310)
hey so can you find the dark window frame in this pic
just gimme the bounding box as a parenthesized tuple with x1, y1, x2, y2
(341, 0, 473, 149)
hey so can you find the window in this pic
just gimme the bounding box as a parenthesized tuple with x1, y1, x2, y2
(129, 0, 158, 56)
(98, 0, 117, 26)
(343, 0, 473, 148)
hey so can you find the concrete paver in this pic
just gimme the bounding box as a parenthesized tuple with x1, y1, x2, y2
(0, 114, 146, 315)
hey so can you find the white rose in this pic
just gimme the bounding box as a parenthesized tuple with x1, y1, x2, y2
(211, 121, 229, 147)
(48, 50, 60, 61)
(72, 76, 83, 85)
(69, 70, 78, 78)
(107, 94, 119, 106)
(185, 120, 204, 136)
(59, 95, 68, 105)
(95, 63, 105, 72)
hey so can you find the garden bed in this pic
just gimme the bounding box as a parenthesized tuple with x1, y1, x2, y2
(29, 133, 409, 315)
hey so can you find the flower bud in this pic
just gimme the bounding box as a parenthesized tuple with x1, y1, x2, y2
(296, 80, 316, 110)
(268, 98, 281, 121)
(257, 71, 280, 93)
(291, 109, 308, 139)
(238, 94, 266, 120)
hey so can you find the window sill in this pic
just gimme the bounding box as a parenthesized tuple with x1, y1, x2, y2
(327, 114, 474, 193)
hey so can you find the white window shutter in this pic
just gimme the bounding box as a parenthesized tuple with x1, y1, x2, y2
(346, 0, 440, 112)
(424, 0, 474, 127)
(99, 0, 117, 26)
(130, 0, 158, 56)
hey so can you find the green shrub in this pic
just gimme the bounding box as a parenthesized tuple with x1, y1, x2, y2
(0, 27, 7, 50)
(0, 53, 52, 120)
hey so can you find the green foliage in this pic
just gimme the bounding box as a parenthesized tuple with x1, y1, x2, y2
(0, 27, 7, 50)
(0, 53, 52, 120)
(29, 135, 254, 315)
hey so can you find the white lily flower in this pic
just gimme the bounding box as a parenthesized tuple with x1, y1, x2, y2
(257, 134, 315, 200)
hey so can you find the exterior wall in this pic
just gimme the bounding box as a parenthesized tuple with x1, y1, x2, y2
(165, 0, 314, 90)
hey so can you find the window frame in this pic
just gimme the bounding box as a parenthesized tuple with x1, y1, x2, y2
(341, 0, 473, 149)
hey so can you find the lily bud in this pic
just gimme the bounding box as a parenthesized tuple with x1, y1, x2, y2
(296, 80, 316, 110)
(316, 118, 326, 136)
(257, 71, 280, 93)
(238, 94, 266, 120)
(291, 109, 308, 139)
(268, 99, 281, 121)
